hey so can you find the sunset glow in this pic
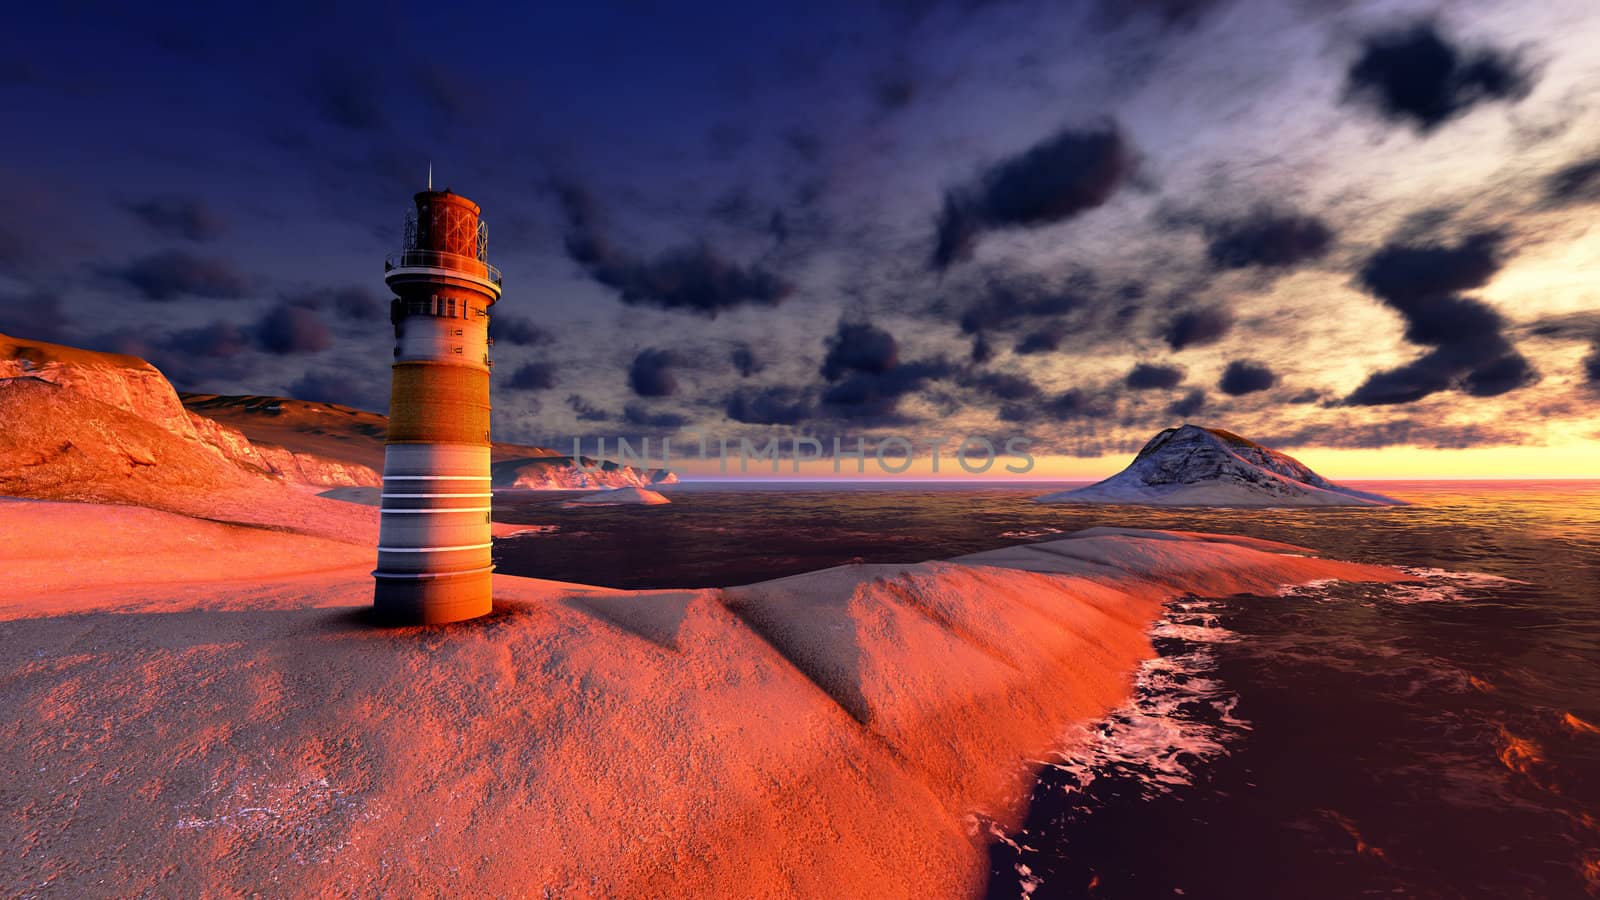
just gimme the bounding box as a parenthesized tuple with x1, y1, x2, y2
(4, 2, 1599, 898)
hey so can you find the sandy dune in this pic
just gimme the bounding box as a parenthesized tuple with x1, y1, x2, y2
(0, 500, 1407, 897)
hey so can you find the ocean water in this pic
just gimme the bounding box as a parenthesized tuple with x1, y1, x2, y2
(493, 481, 1600, 898)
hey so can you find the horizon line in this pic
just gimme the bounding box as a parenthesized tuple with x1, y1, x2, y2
(668, 475, 1600, 484)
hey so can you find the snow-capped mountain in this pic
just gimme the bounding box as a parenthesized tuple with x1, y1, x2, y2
(1036, 424, 1404, 507)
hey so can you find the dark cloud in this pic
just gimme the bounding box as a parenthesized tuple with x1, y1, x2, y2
(969, 333, 995, 364)
(944, 270, 1142, 364)
(1461, 350, 1537, 397)
(820, 358, 957, 421)
(490, 315, 552, 347)
(1525, 311, 1600, 341)
(1204, 210, 1333, 270)
(328, 287, 382, 321)
(1358, 230, 1503, 302)
(281, 285, 382, 321)
(123, 196, 224, 242)
(1347, 338, 1537, 405)
(957, 274, 1086, 334)
(725, 385, 814, 425)
(507, 362, 557, 391)
(1259, 420, 1527, 451)
(1347, 231, 1536, 405)
(253, 303, 331, 355)
(1092, 0, 1230, 30)
(560, 184, 792, 317)
(1161, 306, 1232, 350)
(1346, 356, 1454, 405)
(1544, 155, 1600, 207)
(1125, 362, 1185, 390)
(960, 370, 1042, 402)
(80, 322, 257, 390)
(623, 404, 690, 429)
(820, 320, 898, 380)
(1218, 359, 1277, 395)
(1013, 325, 1064, 355)
(103, 250, 250, 301)
(932, 124, 1133, 269)
(1584, 341, 1600, 385)
(566, 394, 610, 422)
(999, 388, 1115, 423)
(731, 343, 763, 377)
(767, 210, 790, 245)
(166, 320, 252, 358)
(288, 369, 385, 412)
(0, 291, 71, 343)
(1167, 388, 1206, 418)
(628, 348, 679, 397)
(1344, 22, 1533, 133)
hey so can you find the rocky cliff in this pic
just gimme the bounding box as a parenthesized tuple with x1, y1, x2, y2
(1037, 424, 1404, 507)
(1, 335, 199, 440)
(1, 334, 377, 494)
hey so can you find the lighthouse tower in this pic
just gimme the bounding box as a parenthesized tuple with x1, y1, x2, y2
(374, 186, 503, 624)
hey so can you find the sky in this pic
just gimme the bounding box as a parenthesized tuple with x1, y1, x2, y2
(2, 0, 1598, 478)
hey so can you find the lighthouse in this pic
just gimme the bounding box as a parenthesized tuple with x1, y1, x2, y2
(373, 185, 502, 624)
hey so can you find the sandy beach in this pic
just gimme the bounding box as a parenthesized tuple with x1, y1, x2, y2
(0, 497, 1408, 897)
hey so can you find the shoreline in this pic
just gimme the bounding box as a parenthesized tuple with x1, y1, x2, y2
(1, 498, 1410, 897)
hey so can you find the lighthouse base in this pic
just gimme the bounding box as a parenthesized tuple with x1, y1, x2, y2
(372, 567, 494, 625)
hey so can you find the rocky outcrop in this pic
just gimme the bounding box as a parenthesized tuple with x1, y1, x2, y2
(1037, 424, 1404, 507)
(493, 455, 679, 490)
(1, 334, 198, 440)
(1, 333, 380, 491)
(250, 442, 379, 487)
(0, 376, 264, 506)
(181, 394, 393, 472)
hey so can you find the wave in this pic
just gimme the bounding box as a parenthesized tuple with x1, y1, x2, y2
(1041, 598, 1247, 798)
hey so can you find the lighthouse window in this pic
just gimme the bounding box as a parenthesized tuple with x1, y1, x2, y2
(448, 298, 457, 317)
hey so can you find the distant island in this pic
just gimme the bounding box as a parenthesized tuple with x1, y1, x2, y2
(1037, 424, 1404, 508)
(561, 485, 672, 507)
